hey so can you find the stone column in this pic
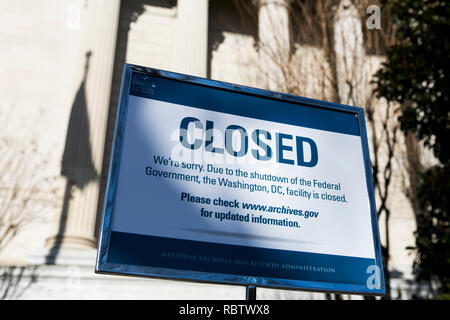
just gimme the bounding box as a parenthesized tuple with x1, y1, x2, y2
(172, 0, 209, 77)
(46, 0, 121, 249)
(333, 0, 365, 106)
(257, 0, 291, 91)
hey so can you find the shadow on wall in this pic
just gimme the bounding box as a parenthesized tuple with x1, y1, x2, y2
(61, 51, 97, 189)
(45, 51, 97, 263)
(0, 266, 39, 300)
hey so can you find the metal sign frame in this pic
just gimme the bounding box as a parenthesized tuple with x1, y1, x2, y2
(96, 64, 386, 296)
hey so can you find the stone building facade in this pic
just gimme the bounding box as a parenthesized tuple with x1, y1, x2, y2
(0, 0, 432, 299)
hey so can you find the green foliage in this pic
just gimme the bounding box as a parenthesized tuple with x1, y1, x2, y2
(415, 166, 450, 292)
(430, 293, 450, 300)
(374, 0, 450, 294)
(375, 0, 449, 163)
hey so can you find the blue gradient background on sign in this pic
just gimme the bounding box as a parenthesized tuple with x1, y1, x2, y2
(108, 231, 376, 286)
(130, 72, 360, 137)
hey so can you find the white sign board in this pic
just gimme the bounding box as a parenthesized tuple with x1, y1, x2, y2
(96, 64, 386, 295)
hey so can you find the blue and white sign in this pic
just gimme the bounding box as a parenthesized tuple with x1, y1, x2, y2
(96, 64, 386, 295)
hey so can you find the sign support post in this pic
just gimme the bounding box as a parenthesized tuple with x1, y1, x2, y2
(246, 286, 256, 300)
